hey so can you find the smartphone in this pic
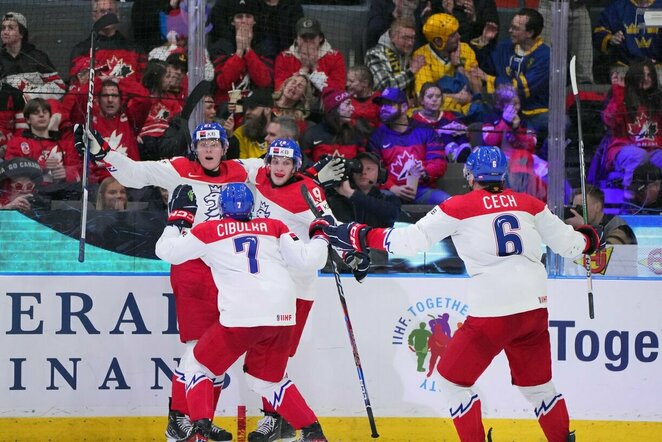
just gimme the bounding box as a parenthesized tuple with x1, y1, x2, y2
(563, 205, 582, 219)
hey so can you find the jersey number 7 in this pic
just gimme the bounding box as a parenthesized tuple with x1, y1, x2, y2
(234, 235, 259, 273)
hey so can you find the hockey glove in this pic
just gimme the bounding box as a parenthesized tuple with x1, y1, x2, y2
(74, 124, 110, 162)
(316, 157, 345, 190)
(324, 222, 372, 253)
(167, 185, 197, 229)
(576, 224, 605, 255)
(343, 251, 371, 282)
(309, 215, 336, 240)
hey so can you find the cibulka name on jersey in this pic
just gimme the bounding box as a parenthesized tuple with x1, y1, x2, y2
(482, 194, 517, 210)
(217, 221, 269, 237)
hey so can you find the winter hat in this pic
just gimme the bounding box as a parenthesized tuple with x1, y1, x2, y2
(322, 88, 350, 113)
(423, 13, 459, 47)
(3, 12, 27, 30)
(372, 87, 407, 105)
(0, 158, 43, 183)
(227, 0, 259, 18)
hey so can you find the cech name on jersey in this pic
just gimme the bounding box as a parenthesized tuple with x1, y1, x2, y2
(216, 221, 269, 238)
(483, 194, 518, 210)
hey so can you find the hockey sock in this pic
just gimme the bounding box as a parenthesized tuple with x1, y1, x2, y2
(212, 375, 224, 411)
(439, 376, 485, 441)
(186, 374, 215, 422)
(171, 370, 189, 415)
(520, 382, 570, 442)
(261, 396, 277, 414)
(246, 374, 316, 429)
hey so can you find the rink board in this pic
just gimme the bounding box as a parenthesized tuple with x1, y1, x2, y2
(0, 275, 661, 440)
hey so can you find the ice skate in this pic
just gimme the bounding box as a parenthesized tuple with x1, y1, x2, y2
(295, 421, 327, 442)
(209, 422, 233, 441)
(248, 411, 296, 442)
(165, 409, 194, 442)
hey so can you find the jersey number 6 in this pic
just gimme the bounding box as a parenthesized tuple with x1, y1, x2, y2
(494, 214, 523, 256)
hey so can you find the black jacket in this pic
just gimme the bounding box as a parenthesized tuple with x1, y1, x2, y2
(327, 186, 401, 227)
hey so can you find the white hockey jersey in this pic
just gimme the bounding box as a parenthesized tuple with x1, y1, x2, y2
(249, 167, 333, 300)
(103, 151, 263, 225)
(372, 189, 588, 317)
(155, 218, 329, 327)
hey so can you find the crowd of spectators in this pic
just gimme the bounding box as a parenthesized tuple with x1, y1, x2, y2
(1, 0, 661, 244)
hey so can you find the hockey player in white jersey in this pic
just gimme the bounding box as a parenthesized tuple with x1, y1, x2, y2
(320, 146, 603, 442)
(74, 122, 257, 441)
(156, 182, 331, 442)
(245, 138, 364, 442)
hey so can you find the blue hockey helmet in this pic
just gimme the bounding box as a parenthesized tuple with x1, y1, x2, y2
(264, 138, 303, 170)
(190, 122, 228, 158)
(463, 145, 508, 182)
(219, 183, 254, 220)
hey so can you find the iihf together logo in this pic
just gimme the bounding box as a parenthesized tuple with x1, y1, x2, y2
(392, 295, 469, 393)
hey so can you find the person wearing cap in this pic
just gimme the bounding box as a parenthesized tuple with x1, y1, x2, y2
(274, 17, 346, 97)
(300, 88, 367, 164)
(70, 0, 146, 82)
(228, 88, 275, 159)
(208, 0, 274, 105)
(369, 86, 450, 205)
(365, 18, 425, 102)
(469, 8, 550, 144)
(413, 13, 481, 115)
(0, 157, 43, 212)
(0, 12, 66, 101)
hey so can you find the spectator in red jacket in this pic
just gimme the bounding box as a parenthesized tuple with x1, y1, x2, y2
(346, 65, 380, 128)
(274, 17, 346, 98)
(208, 0, 274, 105)
(0, 81, 27, 159)
(70, 0, 146, 83)
(5, 98, 79, 184)
(602, 59, 662, 194)
(301, 89, 367, 164)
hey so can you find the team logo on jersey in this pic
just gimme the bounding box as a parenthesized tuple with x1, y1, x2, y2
(573, 246, 613, 275)
(392, 295, 469, 395)
(106, 130, 127, 155)
(20, 141, 30, 155)
(104, 55, 135, 78)
(203, 184, 222, 220)
(255, 201, 271, 218)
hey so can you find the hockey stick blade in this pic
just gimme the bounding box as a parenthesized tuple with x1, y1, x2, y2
(569, 56, 579, 95)
(92, 13, 119, 34)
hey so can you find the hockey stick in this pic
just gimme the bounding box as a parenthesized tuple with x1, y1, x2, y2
(78, 13, 119, 262)
(299, 184, 379, 439)
(569, 55, 595, 319)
